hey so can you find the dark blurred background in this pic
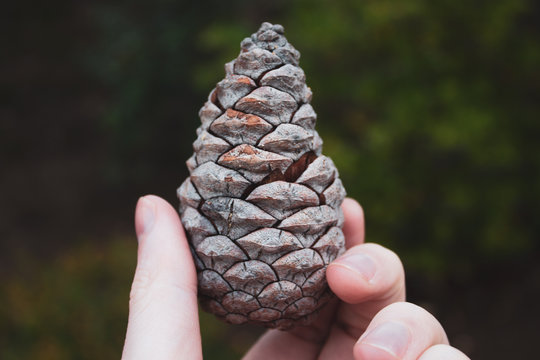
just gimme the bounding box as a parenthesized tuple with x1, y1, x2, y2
(1, 0, 539, 358)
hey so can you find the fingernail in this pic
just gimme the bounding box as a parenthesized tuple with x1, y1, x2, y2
(358, 322, 411, 358)
(136, 196, 156, 238)
(333, 253, 377, 282)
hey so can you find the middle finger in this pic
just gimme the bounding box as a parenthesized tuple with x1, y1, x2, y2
(327, 243, 406, 338)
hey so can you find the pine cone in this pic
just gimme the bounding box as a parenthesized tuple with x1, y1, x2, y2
(177, 22, 347, 330)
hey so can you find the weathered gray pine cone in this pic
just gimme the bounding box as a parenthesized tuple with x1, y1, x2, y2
(177, 22, 346, 330)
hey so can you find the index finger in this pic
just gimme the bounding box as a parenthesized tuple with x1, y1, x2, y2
(123, 196, 202, 360)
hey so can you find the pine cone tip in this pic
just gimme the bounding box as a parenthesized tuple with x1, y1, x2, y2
(238, 22, 300, 67)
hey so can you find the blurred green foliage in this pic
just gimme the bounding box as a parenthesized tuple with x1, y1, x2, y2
(0, 239, 134, 360)
(86, 0, 540, 274)
(0, 238, 262, 359)
(2, 0, 539, 359)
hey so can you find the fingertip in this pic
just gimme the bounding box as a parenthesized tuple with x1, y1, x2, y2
(144, 194, 184, 225)
(327, 247, 379, 304)
(327, 262, 372, 304)
(134, 194, 192, 276)
(135, 196, 156, 238)
(342, 198, 364, 222)
(326, 244, 407, 338)
(328, 243, 405, 305)
(143, 194, 176, 211)
(341, 198, 365, 247)
(135, 194, 186, 239)
(342, 197, 362, 211)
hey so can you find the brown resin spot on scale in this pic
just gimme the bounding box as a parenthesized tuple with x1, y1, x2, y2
(238, 77, 255, 85)
(235, 87, 298, 126)
(218, 144, 293, 183)
(210, 109, 273, 146)
(215, 75, 256, 109)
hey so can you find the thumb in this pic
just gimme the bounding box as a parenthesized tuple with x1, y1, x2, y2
(122, 195, 202, 360)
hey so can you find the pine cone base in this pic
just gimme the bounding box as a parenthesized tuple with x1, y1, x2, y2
(178, 22, 346, 330)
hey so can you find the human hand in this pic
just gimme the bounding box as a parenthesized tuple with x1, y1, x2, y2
(122, 195, 469, 360)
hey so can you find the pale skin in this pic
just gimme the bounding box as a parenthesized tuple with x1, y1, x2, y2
(122, 195, 470, 360)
